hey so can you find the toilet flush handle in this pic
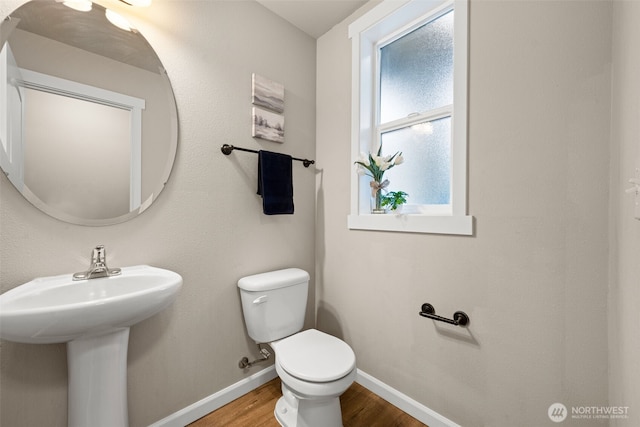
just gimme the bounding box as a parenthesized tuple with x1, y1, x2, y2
(253, 295, 268, 304)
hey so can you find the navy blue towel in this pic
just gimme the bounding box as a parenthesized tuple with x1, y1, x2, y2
(257, 150, 294, 215)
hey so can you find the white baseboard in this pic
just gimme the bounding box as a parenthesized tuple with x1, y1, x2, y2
(148, 366, 457, 427)
(355, 369, 460, 427)
(148, 366, 278, 427)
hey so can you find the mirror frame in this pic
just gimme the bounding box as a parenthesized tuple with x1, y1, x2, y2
(0, 0, 178, 226)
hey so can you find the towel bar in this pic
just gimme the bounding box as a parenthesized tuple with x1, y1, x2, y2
(419, 303, 469, 327)
(221, 144, 315, 168)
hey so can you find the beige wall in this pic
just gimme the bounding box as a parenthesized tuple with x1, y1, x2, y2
(610, 1, 640, 426)
(0, 1, 316, 426)
(317, 1, 612, 426)
(2, 0, 638, 426)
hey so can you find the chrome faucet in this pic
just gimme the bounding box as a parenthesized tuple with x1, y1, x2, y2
(72, 245, 121, 280)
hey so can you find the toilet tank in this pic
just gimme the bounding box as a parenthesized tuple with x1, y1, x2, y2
(238, 268, 309, 343)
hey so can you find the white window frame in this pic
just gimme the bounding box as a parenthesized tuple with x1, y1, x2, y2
(348, 0, 472, 235)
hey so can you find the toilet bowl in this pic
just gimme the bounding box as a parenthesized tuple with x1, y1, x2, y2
(270, 329, 356, 427)
(237, 269, 357, 427)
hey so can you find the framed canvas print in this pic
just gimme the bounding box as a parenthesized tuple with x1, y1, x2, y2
(252, 107, 285, 143)
(252, 73, 284, 113)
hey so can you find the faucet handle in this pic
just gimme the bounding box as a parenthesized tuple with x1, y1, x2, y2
(92, 245, 106, 264)
(73, 245, 120, 280)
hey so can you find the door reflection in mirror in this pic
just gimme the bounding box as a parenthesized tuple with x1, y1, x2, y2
(24, 88, 134, 220)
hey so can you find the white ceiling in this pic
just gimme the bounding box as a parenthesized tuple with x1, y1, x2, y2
(256, 0, 367, 39)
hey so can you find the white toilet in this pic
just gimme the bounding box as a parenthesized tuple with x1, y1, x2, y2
(238, 268, 356, 427)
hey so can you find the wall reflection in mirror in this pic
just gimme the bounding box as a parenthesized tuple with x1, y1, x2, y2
(0, 0, 178, 225)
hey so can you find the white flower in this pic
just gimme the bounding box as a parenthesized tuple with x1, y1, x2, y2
(371, 154, 392, 171)
(357, 152, 370, 166)
(353, 145, 405, 184)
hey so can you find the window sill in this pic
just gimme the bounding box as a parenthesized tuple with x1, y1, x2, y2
(347, 214, 473, 235)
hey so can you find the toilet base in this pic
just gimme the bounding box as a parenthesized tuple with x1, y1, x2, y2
(274, 383, 343, 427)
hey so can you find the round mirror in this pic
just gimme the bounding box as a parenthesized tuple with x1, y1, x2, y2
(0, 0, 178, 225)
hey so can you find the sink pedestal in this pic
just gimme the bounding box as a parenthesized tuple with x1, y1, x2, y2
(0, 265, 183, 427)
(67, 328, 130, 427)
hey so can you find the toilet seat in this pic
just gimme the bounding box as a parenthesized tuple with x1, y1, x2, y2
(273, 329, 356, 383)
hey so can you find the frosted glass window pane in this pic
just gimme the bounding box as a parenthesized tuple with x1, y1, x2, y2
(381, 116, 451, 205)
(379, 10, 454, 123)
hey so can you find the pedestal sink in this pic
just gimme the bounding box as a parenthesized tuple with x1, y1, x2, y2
(0, 264, 182, 427)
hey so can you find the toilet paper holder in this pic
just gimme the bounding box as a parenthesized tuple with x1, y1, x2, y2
(419, 303, 469, 327)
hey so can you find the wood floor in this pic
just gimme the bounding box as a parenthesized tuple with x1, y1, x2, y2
(188, 378, 428, 427)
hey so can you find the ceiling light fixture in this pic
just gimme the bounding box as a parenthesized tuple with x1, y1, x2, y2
(105, 9, 134, 31)
(61, 0, 92, 12)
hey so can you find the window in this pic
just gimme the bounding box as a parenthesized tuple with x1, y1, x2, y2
(348, 0, 472, 235)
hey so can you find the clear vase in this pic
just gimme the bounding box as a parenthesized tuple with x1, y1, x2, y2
(371, 188, 386, 214)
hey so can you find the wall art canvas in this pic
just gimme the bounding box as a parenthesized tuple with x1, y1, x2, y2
(252, 107, 285, 143)
(252, 73, 285, 113)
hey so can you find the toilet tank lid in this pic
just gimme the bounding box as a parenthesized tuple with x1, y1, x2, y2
(237, 268, 310, 291)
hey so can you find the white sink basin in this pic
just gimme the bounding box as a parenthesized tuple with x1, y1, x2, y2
(0, 264, 182, 344)
(0, 264, 182, 427)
